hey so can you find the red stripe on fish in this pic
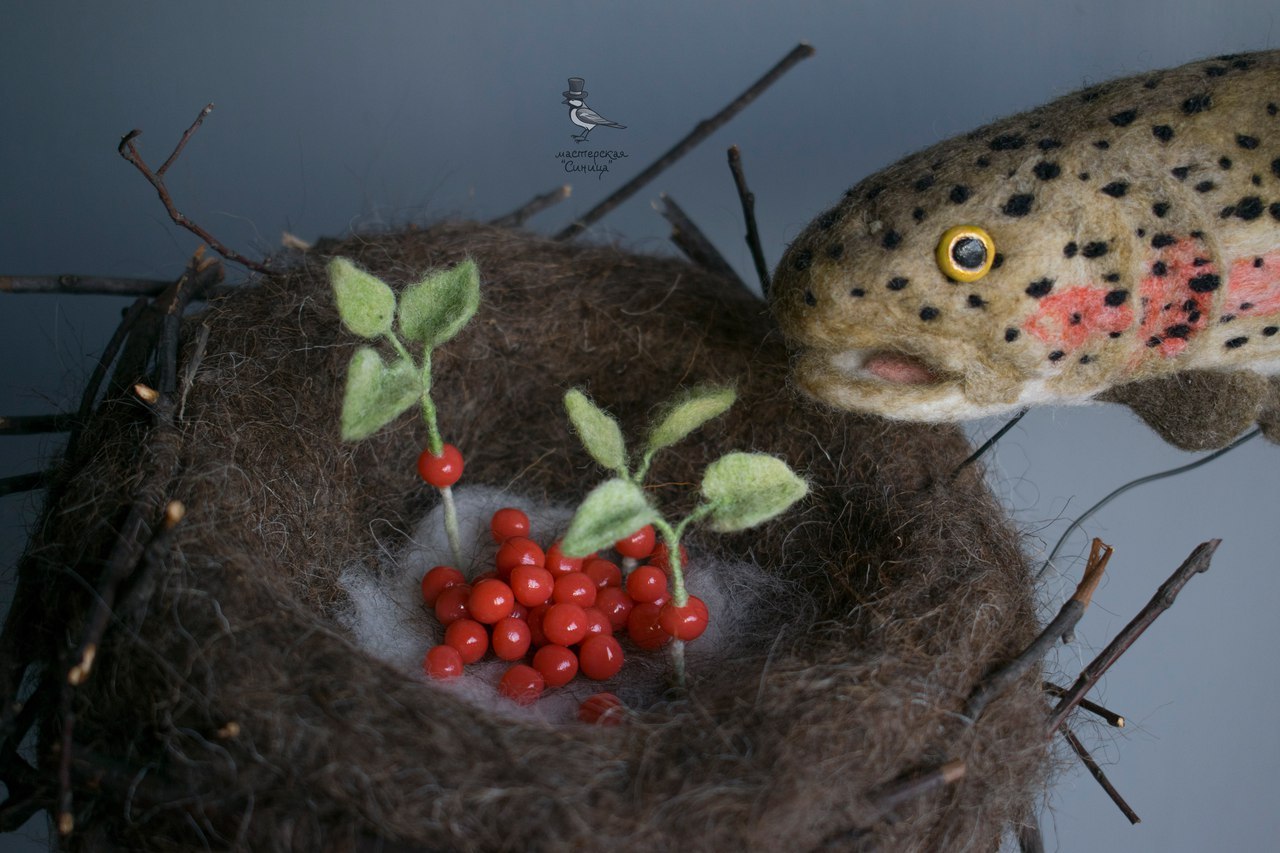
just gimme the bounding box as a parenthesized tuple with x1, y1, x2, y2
(1137, 236, 1215, 359)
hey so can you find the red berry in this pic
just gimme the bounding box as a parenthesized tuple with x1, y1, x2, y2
(499, 664, 544, 705)
(579, 634, 624, 680)
(625, 565, 668, 604)
(434, 584, 472, 626)
(553, 572, 597, 608)
(614, 525, 656, 559)
(583, 558, 622, 589)
(490, 507, 530, 542)
(595, 587, 634, 631)
(444, 618, 489, 664)
(650, 542, 689, 572)
(627, 602, 669, 650)
(544, 541, 585, 576)
(509, 564, 554, 607)
(424, 644, 463, 679)
(417, 444, 464, 488)
(491, 616, 532, 661)
(542, 603, 588, 646)
(421, 565, 465, 606)
(658, 596, 709, 641)
(532, 644, 579, 687)
(527, 604, 550, 647)
(578, 692, 625, 725)
(582, 606, 612, 637)
(495, 536, 545, 580)
(468, 578, 515, 624)
(509, 601, 529, 621)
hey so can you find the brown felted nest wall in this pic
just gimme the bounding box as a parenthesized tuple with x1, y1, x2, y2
(12, 222, 1049, 850)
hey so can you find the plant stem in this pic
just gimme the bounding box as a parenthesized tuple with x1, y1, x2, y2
(650, 517, 687, 607)
(419, 349, 443, 456)
(669, 638, 686, 691)
(439, 485, 462, 568)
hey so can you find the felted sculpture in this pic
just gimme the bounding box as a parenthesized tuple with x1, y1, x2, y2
(4, 222, 1052, 850)
(769, 50, 1280, 450)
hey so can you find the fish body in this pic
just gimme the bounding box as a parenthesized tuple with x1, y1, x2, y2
(770, 51, 1280, 448)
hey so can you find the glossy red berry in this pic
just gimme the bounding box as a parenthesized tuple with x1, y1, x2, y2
(583, 558, 622, 589)
(509, 564, 554, 607)
(542, 603, 588, 646)
(582, 606, 612, 637)
(658, 596, 709, 641)
(509, 601, 529, 621)
(420, 565, 465, 606)
(625, 565, 668, 603)
(579, 634, 624, 680)
(495, 536, 545, 580)
(627, 602, 669, 650)
(490, 507, 530, 542)
(532, 644, 579, 687)
(417, 444, 464, 488)
(434, 584, 472, 626)
(595, 587, 635, 631)
(615, 525, 656, 559)
(424, 644, 463, 679)
(578, 692, 625, 725)
(499, 664, 544, 705)
(553, 572, 597, 608)
(468, 578, 515, 624)
(491, 616, 532, 661)
(444, 618, 489, 663)
(527, 604, 550, 647)
(544, 542, 585, 577)
(650, 542, 689, 572)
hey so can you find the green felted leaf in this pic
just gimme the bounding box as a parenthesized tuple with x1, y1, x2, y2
(645, 385, 736, 456)
(563, 388, 628, 475)
(700, 451, 808, 532)
(330, 257, 396, 339)
(398, 259, 481, 348)
(561, 478, 657, 557)
(340, 347, 422, 441)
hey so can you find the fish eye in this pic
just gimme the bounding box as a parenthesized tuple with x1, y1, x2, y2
(936, 225, 995, 282)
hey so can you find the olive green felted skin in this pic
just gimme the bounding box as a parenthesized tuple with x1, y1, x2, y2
(770, 50, 1280, 449)
(11, 223, 1049, 851)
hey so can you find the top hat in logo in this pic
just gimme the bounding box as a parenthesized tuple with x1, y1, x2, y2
(563, 77, 588, 100)
(561, 76, 625, 143)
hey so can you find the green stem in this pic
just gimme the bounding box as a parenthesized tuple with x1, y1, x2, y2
(669, 638, 686, 691)
(650, 516, 687, 607)
(439, 484, 462, 568)
(419, 349, 443, 457)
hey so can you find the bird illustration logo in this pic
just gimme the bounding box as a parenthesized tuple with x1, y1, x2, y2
(562, 77, 626, 143)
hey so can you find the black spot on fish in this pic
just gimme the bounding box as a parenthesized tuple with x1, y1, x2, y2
(849, 287, 865, 298)
(1105, 290, 1129, 306)
(1103, 273, 1121, 283)
(882, 230, 902, 249)
(949, 185, 972, 204)
(1165, 324, 1191, 339)
(1082, 241, 1109, 258)
(1204, 65, 1229, 77)
(793, 250, 812, 271)
(1101, 182, 1129, 198)
(1064, 241, 1079, 258)
(1151, 233, 1176, 248)
(1037, 138, 1062, 150)
(1234, 196, 1265, 220)
(1093, 140, 1111, 150)
(1183, 93, 1212, 114)
(1152, 124, 1175, 142)
(1195, 180, 1216, 193)
(1271, 203, 1280, 221)
(1004, 328, 1019, 342)
(1263, 326, 1278, 336)
(1152, 261, 1168, 276)
(919, 306, 940, 321)
(1237, 134, 1260, 149)
(1171, 166, 1191, 180)
(1152, 201, 1170, 218)
(976, 155, 991, 168)
(826, 243, 844, 259)
(1048, 350, 1065, 361)
(1225, 336, 1249, 348)
(1147, 336, 1163, 347)
(1109, 109, 1138, 127)
(887, 277, 909, 291)
(968, 294, 987, 309)
(816, 211, 839, 230)
(1025, 278, 1054, 298)
(1033, 161, 1061, 181)
(1189, 273, 1221, 293)
(1002, 194, 1034, 217)
(912, 207, 926, 222)
(1079, 355, 1093, 364)
(913, 174, 936, 192)
(804, 289, 816, 306)
(989, 134, 1026, 150)
(1219, 157, 1233, 169)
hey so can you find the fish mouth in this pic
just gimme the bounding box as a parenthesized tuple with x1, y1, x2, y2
(792, 347, 996, 421)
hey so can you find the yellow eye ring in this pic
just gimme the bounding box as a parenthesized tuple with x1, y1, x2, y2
(936, 225, 995, 282)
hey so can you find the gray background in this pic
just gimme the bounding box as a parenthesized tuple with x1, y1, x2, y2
(2, 2, 1277, 850)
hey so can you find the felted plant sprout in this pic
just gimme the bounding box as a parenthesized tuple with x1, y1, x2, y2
(330, 255, 480, 567)
(559, 385, 809, 686)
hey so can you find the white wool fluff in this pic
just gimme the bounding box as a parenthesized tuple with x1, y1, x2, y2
(338, 485, 793, 722)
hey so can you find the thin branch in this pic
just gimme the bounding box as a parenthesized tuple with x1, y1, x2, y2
(964, 539, 1111, 722)
(489, 184, 572, 228)
(1043, 682, 1124, 728)
(655, 194, 741, 284)
(66, 297, 149, 461)
(118, 104, 270, 274)
(1047, 540, 1219, 735)
(0, 274, 231, 297)
(952, 408, 1029, 479)
(555, 43, 814, 241)
(0, 413, 75, 435)
(871, 760, 966, 814)
(0, 471, 49, 497)
(1061, 726, 1141, 824)
(1037, 430, 1256, 580)
(727, 145, 770, 294)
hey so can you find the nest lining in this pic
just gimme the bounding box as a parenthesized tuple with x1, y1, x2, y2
(15, 221, 1049, 851)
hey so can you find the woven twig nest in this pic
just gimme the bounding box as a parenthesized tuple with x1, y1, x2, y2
(15, 222, 1048, 850)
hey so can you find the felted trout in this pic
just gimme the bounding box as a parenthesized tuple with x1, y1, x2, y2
(771, 51, 1280, 450)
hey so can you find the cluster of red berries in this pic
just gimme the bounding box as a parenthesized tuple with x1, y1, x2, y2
(420, 507, 709, 719)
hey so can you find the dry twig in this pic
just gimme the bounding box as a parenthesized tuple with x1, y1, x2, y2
(964, 539, 1111, 722)
(118, 104, 270, 274)
(1043, 682, 1124, 728)
(727, 145, 770, 294)
(0, 414, 75, 435)
(1061, 726, 1141, 824)
(490, 184, 572, 228)
(655, 194, 741, 284)
(555, 43, 814, 240)
(1047, 540, 1218, 735)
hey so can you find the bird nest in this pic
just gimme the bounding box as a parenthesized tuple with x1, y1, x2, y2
(5, 222, 1049, 850)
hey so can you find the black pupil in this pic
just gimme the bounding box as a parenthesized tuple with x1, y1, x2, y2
(951, 236, 987, 270)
